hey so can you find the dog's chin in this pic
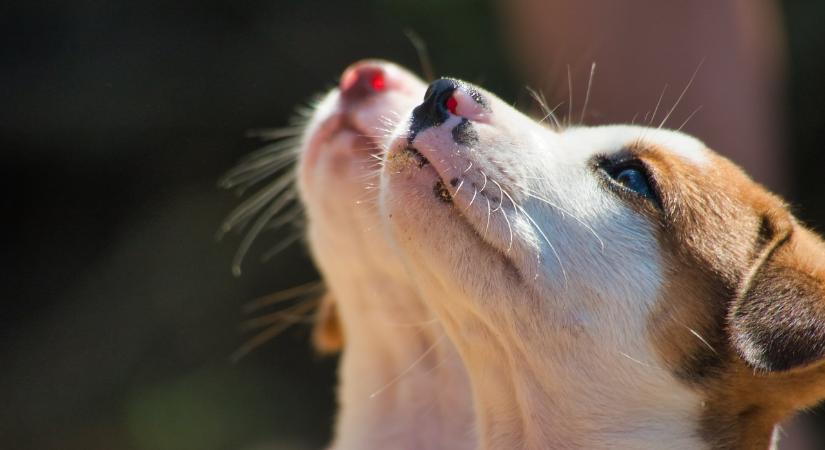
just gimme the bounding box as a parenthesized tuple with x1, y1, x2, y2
(300, 116, 377, 189)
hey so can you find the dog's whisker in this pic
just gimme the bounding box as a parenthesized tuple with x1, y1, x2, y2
(619, 352, 656, 370)
(243, 281, 325, 313)
(451, 177, 465, 197)
(579, 62, 596, 124)
(684, 325, 719, 355)
(260, 232, 303, 263)
(240, 298, 320, 331)
(369, 334, 447, 399)
(522, 189, 605, 251)
(231, 188, 298, 276)
(648, 83, 669, 127)
(220, 150, 297, 186)
(658, 59, 704, 129)
(491, 179, 514, 252)
(526, 86, 563, 130)
(484, 196, 492, 238)
(509, 195, 568, 287)
(264, 204, 304, 231)
(219, 174, 296, 236)
(677, 105, 703, 132)
(465, 188, 479, 211)
(231, 314, 306, 363)
(566, 64, 574, 127)
(245, 126, 305, 141)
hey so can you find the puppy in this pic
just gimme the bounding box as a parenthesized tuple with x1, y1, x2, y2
(379, 77, 825, 449)
(224, 62, 474, 450)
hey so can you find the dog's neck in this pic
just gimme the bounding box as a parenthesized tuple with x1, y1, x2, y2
(459, 341, 708, 449)
(418, 286, 711, 450)
(323, 271, 475, 450)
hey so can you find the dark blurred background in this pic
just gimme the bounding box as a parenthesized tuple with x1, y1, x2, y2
(2, 1, 824, 449)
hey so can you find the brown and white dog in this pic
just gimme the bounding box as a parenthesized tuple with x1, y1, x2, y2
(225, 61, 475, 450)
(379, 77, 825, 449)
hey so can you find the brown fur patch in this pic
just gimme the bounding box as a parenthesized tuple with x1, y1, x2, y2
(629, 144, 825, 449)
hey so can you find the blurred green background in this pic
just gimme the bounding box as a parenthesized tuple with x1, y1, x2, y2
(2, 1, 824, 449)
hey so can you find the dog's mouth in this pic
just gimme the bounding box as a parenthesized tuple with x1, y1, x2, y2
(386, 137, 533, 282)
(401, 146, 455, 203)
(405, 146, 432, 168)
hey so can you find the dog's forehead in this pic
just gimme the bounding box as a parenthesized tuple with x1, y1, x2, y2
(562, 125, 709, 166)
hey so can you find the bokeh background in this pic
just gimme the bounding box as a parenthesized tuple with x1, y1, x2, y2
(3, 1, 825, 449)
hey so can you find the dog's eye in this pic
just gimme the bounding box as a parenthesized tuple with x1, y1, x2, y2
(613, 167, 654, 199)
(597, 158, 659, 204)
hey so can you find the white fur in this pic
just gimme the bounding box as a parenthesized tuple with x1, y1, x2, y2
(296, 62, 476, 450)
(563, 124, 709, 166)
(380, 84, 708, 449)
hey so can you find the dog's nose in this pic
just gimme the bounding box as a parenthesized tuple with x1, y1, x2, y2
(339, 61, 387, 101)
(409, 78, 491, 142)
(411, 78, 457, 132)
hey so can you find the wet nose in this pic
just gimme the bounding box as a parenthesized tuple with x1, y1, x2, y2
(410, 78, 458, 132)
(409, 78, 490, 143)
(339, 61, 387, 101)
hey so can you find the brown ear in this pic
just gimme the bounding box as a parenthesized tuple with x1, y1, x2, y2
(730, 214, 825, 372)
(312, 293, 344, 353)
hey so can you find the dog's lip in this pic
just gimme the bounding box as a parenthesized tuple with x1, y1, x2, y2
(405, 146, 432, 168)
(311, 114, 369, 150)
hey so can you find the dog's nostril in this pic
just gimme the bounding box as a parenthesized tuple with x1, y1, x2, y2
(446, 95, 458, 115)
(339, 63, 386, 101)
(409, 79, 458, 139)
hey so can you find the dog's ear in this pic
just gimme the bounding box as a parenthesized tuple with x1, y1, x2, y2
(729, 211, 825, 372)
(312, 293, 344, 353)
